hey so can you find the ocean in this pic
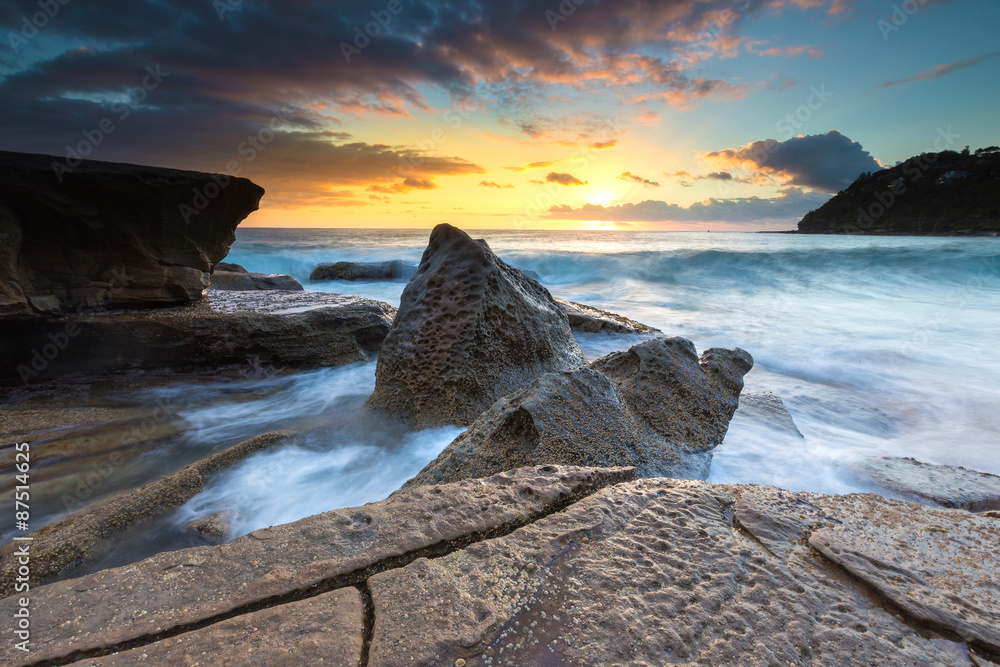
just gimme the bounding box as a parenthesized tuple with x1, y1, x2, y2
(12, 228, 1000, 566)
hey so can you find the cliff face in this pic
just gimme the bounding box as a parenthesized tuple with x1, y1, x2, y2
(0, 150, 265, 315)
(797, 147, 1000, 234)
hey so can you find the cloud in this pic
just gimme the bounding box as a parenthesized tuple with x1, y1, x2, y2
(880, 51, 1000, 89)
(705, 130, 881, 192)
(367, 177, 439, 194)
(547, 187, 832, 224)
(756, 46, 823, 58)
(546, 172, 588, 186)
(479, 180, 515, 189)
(617, 171, 661, 187)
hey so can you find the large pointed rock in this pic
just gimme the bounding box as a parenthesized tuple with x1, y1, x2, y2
(403, 337, 753, 489)
(368, 224, 586, 427)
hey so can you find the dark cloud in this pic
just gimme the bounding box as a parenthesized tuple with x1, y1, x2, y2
(546, 172, 587, 186)
(705, 130, 881, 192)
(617, 171, 660, 187)
(548, 187, 831, 224)
(479, 181, 515, 189)
(880, 50, 1000, 89)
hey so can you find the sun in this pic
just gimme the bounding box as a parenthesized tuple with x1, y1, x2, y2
(586, 190, 614, 206)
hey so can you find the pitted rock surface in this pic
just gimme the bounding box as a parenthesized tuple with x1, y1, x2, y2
(368, 224, 586, 428)
(0, 465, 633, 666)
(591, 336, 753, 454)
(369, 480, 995, 666)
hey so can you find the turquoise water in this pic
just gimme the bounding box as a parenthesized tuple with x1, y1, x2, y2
(224, 228, 1000, 495)
(27, 227, 993, 553)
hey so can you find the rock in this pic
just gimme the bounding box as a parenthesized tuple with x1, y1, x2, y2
(368, 224, 587, 427)
(0, 150, 264, 314)
(591, 337, 753, 456)
(401, 368, 677, 490)
(3, 466, 997, 666)
(0, 465, 634, 666)
(214, 262, 249, 273)
(74, 588, 365, 667)
(189, 511, 237, 540)
(736, 390, 803, 438)
(0, 290, 396, 385)
(0, 431, 292, 595)
(208, 271, 304, 291)
(554, 297, 661, 334)
(403, 337, 752, 490)
(845, 456, 1000, 511)
(310, 259, 417, 282)
(369, 480, 997, 666)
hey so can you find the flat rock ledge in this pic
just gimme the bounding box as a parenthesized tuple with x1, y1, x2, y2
(554, 297, 660, 335)
(0, 431, 292, 596)
(2, 466, 998, 666)
(845, 456, 1000, 511)
(0, 291, 396, 385)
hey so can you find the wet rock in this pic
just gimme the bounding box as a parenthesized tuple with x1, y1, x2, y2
(0, 465, 633, 666)
(310, 259, 417, 282)
(0, 290, 395, 385)
(214, 262, 249, 273)
(189, 511, 236, 541)
(845, 456, 1000, 511)
(209, 271, 304, 291)
(403, 337, 752, 490)
(0, 431, 292, 595)
(75, 587, 365, 667)
(554, 297, 661, 334)
(591, 337, 753, 456)
(369, 224, 586, 427)
(0, 150, 264, 314)
(736, 390, 803, 438)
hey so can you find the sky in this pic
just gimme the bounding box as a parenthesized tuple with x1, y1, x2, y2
(0, 0, 997, 231)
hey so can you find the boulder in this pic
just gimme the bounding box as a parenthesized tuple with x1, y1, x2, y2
(208, 271, 304, 291)
(554, 297, 661, 334)
(845, 456, 1000, 511)
(0, 290, 396, 385)
(0, 150, 264, 314)
(403, 337, 753, 489)
(5, 466, 998, 667)
(310, 259, 417, 282)
(368, 224, 586, 427)
(592, 337, 753, 456)
(0, 431, 292, 595)
(214, 262, 249, 273)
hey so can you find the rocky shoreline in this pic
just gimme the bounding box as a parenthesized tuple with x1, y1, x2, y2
(1, 151, 998, 666)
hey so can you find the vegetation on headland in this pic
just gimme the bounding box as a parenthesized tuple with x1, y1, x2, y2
(797, 146, 1000, 235)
